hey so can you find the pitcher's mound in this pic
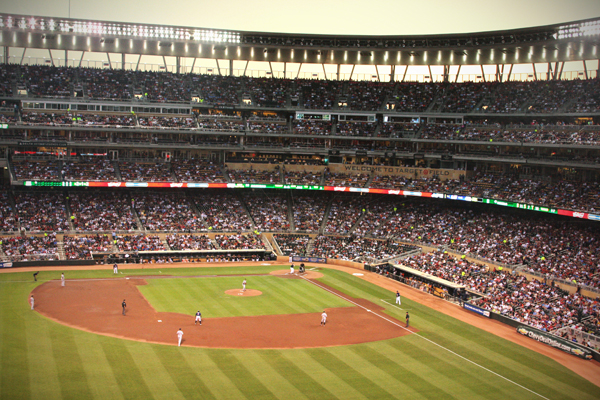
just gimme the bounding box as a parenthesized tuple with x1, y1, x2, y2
(225, 289, 262, 296)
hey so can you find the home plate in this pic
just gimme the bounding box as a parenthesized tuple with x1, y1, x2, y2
(158, 320, 162, 322)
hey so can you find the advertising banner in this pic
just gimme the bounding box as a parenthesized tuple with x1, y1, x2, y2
(516, 325, 593, 360)
(292, 256, 327, 264)
(463, 302, 491, 318)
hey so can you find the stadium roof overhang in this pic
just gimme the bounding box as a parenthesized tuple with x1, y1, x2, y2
(0, 13, 599, 66)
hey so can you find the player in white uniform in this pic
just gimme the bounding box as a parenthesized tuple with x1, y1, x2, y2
(195, 311, 202, 325)
(61, 273, 65, 287)
(30, 295, 34, 310)
(321, 311, 327, 326)
(242, 279, 246, 292)
(290, 264, 294, 274)
(113, 264, 118, 274)
(177, 328, 184, 346)
(396, 291, 401, 305)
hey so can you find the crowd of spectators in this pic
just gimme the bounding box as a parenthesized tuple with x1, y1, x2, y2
(134, 193, 203, 231)
(14, 192, 69, 231)
(63, 234, 113, 259)
(345, 81, 393, 111)
(379, 122, 419, 138)
(228, 167, 282, 184)
(13, 160, 60, 181)
(172, 159, 226, 183)
(194, 192, 254, 231)
(0, 234, 58, 260)
(437, 82, 492, 113)
(69, 192, 139, 231)
(324, 196, 365, 234)
(273, 234, 310, 256)
(138, 116, 196, 129)
(247, 121, 288, 134)
(336, 121, 377, 137)
(166, 234, 216, 250)
(62, 159, 117, 181)
(117, 234, 165, 251)
(245, 77, 291, 108)
(291, 195, 327, 231)
(292, 119, 332, 135)
(243, 193, 290, 231)
(311, 235, 405, 261)
(214, 233, 264, 250)
(296, 79, 341, 109)
(119, 161, 176, 182)
(284, 169, 322, 186)
(324, 171, 370, 187)
(0, 191, 18, 231)
(197, 118, 246, 132)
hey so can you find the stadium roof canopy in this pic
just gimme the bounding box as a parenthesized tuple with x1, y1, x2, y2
(0, 13, 599, 69)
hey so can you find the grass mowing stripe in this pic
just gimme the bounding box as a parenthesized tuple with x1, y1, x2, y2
(206, 350, 278, 400)
(235, 350, 310, 400)
(99, 340, 155, 400)
(383, 338, 507, 400)
(347, 343, 440, 399)
(25, 312, 62, 400)
(305, 348, 397, 400)
(257, 350, 335, 400)
(72, 333, 125, 400)
(49, 327, 94, 400)
(180, 350, 246, 400)
(0, 285, 31, 400)
(258, 279, 315, 314)
(352, 341, 455, 398)
(304, 274, 552, 400)
(152, 346, 217, 400)
(282, 351, 367, 400)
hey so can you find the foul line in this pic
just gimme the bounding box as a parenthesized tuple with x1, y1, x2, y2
(301, 276, 550, 400)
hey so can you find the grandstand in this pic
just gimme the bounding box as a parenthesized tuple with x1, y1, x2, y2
(0, 11, 600, 360)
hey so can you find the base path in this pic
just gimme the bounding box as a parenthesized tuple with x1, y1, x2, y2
(32, 275, 410, 349)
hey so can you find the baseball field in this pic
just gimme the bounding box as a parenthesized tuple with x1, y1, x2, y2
(1, 262, 599, 400)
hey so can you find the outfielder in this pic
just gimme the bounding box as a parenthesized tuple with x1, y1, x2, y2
(396, 291, 401, 305)
(113, 263, 118, 274)
(321, 311, 327, 326)
(177, 328, 184, 346)
(30, 295, 34, 310)
(195, 310, 202, 325)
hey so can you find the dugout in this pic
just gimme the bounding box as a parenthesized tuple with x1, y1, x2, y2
(365, 262, 473, 302)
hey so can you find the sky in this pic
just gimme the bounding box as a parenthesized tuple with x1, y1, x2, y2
(2, 0, 600, 36)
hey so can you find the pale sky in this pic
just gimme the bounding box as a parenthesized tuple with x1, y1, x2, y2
(2, 0, 600, 36)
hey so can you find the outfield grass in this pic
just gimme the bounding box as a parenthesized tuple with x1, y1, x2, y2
(138, 275, 352, 317)
(1, 266, 599, 399)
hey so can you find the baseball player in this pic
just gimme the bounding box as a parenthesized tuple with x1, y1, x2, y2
(113, 263, 118, 274)
(195, 310, 202, 325)
(61, 273, 65, 287)
(242, 278, 246, 292)
(33, 271, 39, 281)
(396, 291, 401, 305)
(290, 264, 294, 274)
(321, 311, 327, 326)
(30, 295, 34, 310)
(406, 312, 410, 327)
(122, 299, 127, 316)
(177, 328, 184, 346)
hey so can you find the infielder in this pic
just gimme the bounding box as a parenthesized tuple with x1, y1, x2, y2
(30, 295, 34, 310)
(122, 299, 127, 316)
(113, 263, 118, 274)
(396, 291, 401, 305)
(242, 278, 246, 292)
(321, 311, 327, 326)
(61, 273, 65, 287)
(195, 310, 202, 325)
(406, 312, 410, 327)
(177, 328, 184, 346)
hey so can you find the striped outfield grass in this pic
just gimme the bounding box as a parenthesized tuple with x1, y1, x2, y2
(137, 275, 352, 317)
(1, 267, 599, 399)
